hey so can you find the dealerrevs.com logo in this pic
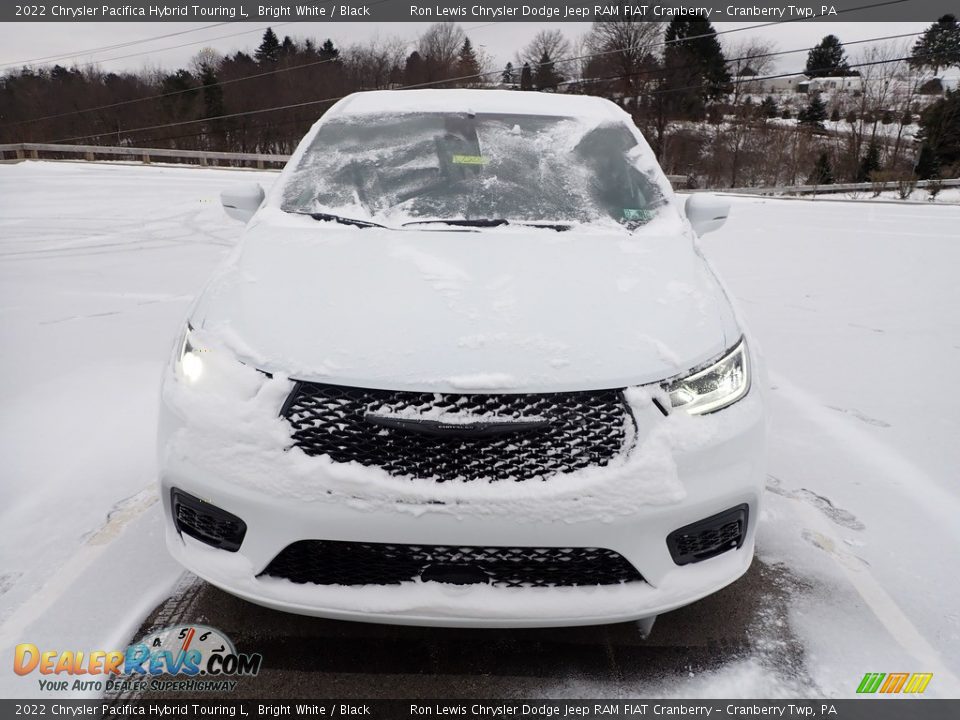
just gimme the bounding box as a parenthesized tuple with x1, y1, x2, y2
(14, 624, 262, 693)
(856, 672, 933, 694)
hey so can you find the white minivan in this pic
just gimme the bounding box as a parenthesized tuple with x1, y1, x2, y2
(158, 89, 765, 629)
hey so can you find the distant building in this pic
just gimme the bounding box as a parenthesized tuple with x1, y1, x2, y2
(759, 75, 807, 94)
(803, 76, 863, 94)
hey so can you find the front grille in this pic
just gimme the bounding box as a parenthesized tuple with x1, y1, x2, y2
(261, 540, 644, 587)
(281, 382, 633, 482)
(171, 489, 247, 552)
(667, 504, 749, 565)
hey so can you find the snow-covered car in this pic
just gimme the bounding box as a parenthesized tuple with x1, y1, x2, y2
(158, 89, 765, 629)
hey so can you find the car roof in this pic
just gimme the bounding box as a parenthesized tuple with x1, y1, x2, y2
(331, 89, 625, 121)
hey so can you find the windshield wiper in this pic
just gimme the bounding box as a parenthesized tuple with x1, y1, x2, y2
(295, 211, 386, 229)
(402, 218, 571, 231)
(403, 218, 509, 228)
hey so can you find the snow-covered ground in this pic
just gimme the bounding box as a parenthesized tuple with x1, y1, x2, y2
(1, 161, 958, 698)
(782, 187, 960, 203)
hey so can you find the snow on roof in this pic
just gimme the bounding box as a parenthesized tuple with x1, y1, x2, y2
(332, 89, 624, 120)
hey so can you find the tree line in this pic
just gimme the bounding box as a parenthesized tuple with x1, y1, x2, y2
(1, 16, 958, 188)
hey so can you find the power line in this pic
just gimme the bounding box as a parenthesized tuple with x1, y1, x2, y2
(0, 22, 234, 69)
(1, 8, 493, 128)
(81, 22, 298, 66)
(570, 30, 923, 91)
(593, 50, 940, 103)
(130, 42, 935, 149)
(0, 50, 344, 128)
(41, 0, 913, 144)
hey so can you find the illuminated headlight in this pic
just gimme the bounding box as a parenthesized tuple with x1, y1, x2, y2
(666, 339, 750, 415)
(177, 324, 207, 383)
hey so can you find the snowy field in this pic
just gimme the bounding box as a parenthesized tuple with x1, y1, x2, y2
(1, 161, 958, 698)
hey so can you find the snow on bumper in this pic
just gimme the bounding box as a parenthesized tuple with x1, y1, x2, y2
(157, 347, 765, 626)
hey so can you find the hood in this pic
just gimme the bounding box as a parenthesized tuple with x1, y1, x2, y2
(193, 213, 739, 392)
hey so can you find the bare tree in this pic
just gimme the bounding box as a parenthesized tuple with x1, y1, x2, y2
(190, 47, 223, 76)
(724, 39, 777, 105)
(583, 20, 664, 91)
(722, 39, 778, 186)
(345, 37, 408, 90)
(417, 22, 466, 81)
(846, 41, 909, 173)
(518, 29, 572, 68)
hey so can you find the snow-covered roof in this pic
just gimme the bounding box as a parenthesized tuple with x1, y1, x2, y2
(331, 89, 624, 120)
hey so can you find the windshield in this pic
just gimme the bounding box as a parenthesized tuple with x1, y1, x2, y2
(280, 111, 670, 228)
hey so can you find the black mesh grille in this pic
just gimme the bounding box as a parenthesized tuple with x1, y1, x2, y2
(281, 382, 633, 482)
(261, 540, 643, 588)
(171, 489, 246, 552)
(667, 504, 749, 566)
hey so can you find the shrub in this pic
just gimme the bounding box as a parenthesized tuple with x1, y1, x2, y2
(896, 174, 918, 199)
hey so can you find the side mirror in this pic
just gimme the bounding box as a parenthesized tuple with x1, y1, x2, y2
(221, 183, 265, 223)
(685, 194, 730, 236)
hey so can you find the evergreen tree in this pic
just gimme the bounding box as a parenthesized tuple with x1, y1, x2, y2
(280, 36, 296, 58)
(830, 107, 841, 122)
(319, 39, 340, 61)
(533, 51, 562, 90)
(916, 89, 960, 174)
(915, 141, 940, 180)
(798, 92, 828, 129)
(200, 64, 224, 119)
(759, 95, 778, 119)
(255, 28, 281, 64)
(161, 69, 197, 118)
(456, 38, 480, 81)
(845, 109, 858, 124)
(520, 62, 533, 91)
(805, 35, 851, 77)
(919, 77, 944, 95)
(808, 151, 834, 185)
(502, 62, 515, 84)
(200, 63, 226, 149)
(664, 19, 731, 100)
(857, 141, 881, 181)
(909, 14, 960, 75)
(662, 19, 730, 120)
(404, 51, 425, 84)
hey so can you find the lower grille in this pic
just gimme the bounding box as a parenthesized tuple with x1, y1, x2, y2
(261, 540, 644, 588)
(171, 489, 246, 552)
(666, 504, 749, 565)
(280, 382, 633, 482)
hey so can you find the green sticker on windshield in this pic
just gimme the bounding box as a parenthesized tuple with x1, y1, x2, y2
(451, 154, 489, 165)
(623, 208, 652, 222)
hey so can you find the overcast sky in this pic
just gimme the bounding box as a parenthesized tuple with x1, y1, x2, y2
(0, 21, 933, 76)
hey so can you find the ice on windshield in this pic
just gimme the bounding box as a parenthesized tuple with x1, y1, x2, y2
(280, 111, 670, 228)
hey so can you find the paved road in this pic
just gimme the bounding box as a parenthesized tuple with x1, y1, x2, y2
(109, 558, 807, 699)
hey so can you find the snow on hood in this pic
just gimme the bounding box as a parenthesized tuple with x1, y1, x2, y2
(190, 208, 739, 392)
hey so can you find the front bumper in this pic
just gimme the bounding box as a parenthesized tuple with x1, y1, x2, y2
(158, 364, 766, 627)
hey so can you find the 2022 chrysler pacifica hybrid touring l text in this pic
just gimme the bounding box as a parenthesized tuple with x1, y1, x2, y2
(158, 89, 765, 628)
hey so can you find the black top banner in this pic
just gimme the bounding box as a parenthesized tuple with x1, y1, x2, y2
(1, 0, 955, 22)
(3, 700, 960, 720)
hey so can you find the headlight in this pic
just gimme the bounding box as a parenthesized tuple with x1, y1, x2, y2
(665, 339, 750, 415)
(177, 324, 207, 383)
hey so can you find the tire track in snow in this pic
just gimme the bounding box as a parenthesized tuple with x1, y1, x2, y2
(769, 371, 960, 692)
(0, 487, 158, 652)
